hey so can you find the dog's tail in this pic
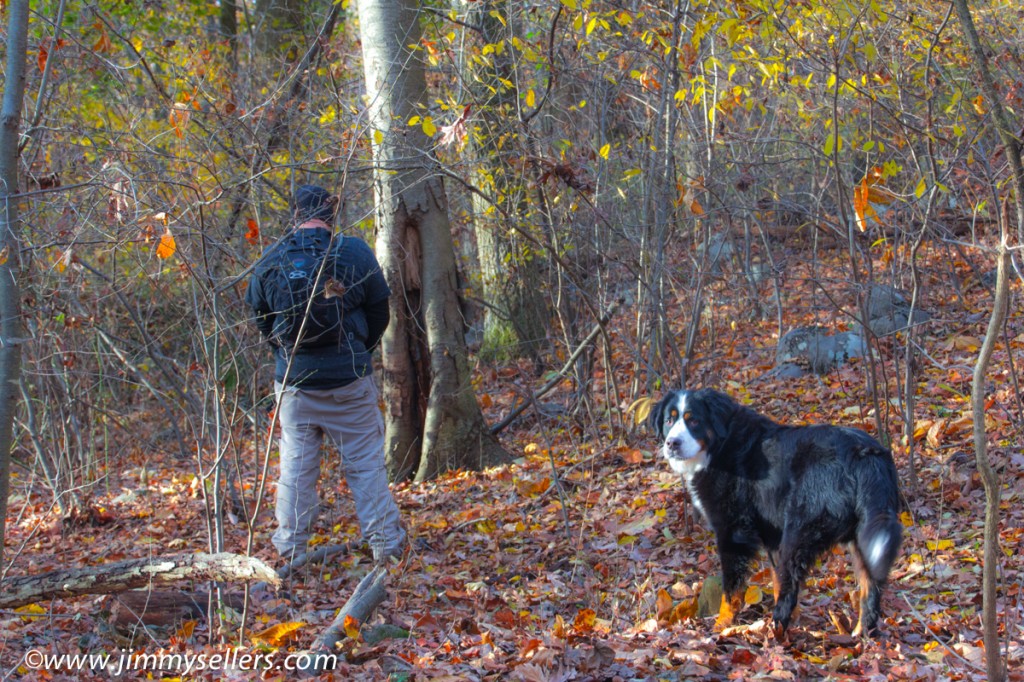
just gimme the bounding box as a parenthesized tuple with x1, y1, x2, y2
(855, 452, 903, 581)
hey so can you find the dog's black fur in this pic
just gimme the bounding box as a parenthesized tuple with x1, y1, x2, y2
(650, 388, 902, 637)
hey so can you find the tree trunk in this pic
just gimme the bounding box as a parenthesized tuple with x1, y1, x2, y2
(951, 1, 1023, 679)
(459, 0, 550, 362)
(0, 553, 279, 610)
(636, 0, 684, 386)
(358, 0, 510, 482)
(253, 0, 307, 57)
(0, 0, 30, 568)
(219, 0, 239, 68)
(107, 589, 247, 629)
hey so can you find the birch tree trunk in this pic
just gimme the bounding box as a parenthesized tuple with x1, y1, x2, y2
(0, 0, 30, 567)
(358, 0, 510, 482)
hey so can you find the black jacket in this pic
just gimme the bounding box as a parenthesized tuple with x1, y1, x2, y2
(246, 227, 390, 389)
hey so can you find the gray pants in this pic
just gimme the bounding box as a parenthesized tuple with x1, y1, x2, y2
(273, 375, 405, 561)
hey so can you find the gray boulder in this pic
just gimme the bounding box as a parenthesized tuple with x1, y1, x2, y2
(696, 233, 734, 274)
(775, 326, 867, 376)
(864, 283, 931, 336)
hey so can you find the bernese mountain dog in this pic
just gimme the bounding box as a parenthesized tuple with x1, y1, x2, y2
(650, 388, 902, 638)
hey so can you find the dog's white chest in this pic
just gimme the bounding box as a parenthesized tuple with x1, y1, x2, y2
(684, 476, 709, 521)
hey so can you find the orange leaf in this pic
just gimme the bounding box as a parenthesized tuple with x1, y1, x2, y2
(37, 43, 50, 73)
(668, 597, 698, 624)
(623, 449, 645, 465)
(92, 21, 112, 54)
(655, 589, 673, 619)
(494, 608, 517, 628)
(516, 476, 550, 497)
(56, 248, 73, 273)
(866, 185, 896, 205)
(156, 230, 176, 260)
(854, 177, 886, 231)
(169, 103, 191, 138)
(39, 38, 66, 74)
(677, 177, 705, 215)
(552, 614, 568, 639)
(343, 614, 361, 640)
(926, 419, 946, 449)
(251, 621, 306, 647)
(176, 620, 197, 640)
(245, 219, 260, 246)
(573, 608, 597, 632)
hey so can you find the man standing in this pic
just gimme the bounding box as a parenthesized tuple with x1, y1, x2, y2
(246, 184, 405, 564)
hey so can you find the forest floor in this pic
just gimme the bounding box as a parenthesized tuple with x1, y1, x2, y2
(3, 235, 1024, 681)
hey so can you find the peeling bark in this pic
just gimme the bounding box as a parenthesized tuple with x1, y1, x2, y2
(358, 0, 510, 482)
(0, 553, 279, 610)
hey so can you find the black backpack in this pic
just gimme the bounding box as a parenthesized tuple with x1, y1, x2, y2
(270, 235, 347, 349)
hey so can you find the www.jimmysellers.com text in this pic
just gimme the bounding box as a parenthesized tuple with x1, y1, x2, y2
(23, 647, 338, 676)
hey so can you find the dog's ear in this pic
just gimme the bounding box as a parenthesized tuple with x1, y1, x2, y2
(705, 390, 737, 440)
(648, 394, 670, 433)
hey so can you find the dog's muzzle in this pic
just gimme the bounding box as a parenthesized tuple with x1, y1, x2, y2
(665, 438, 694, 459)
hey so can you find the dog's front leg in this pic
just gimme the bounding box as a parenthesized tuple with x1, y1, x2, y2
(714, 548, 752, 631)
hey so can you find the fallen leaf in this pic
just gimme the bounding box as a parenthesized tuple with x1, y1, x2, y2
(251, 621, 305, 647)
(573, 608, 596, 632)
(343, 614, 361, 640)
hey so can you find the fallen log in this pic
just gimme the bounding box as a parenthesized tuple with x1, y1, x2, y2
(300, 565, 390, 675)
(276, 543, 353, 580)
(0, 553, 278, 610)
(106, 589, 249, 629)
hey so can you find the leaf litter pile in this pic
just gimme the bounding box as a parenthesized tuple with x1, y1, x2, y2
(3, 241, 1024, 681)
